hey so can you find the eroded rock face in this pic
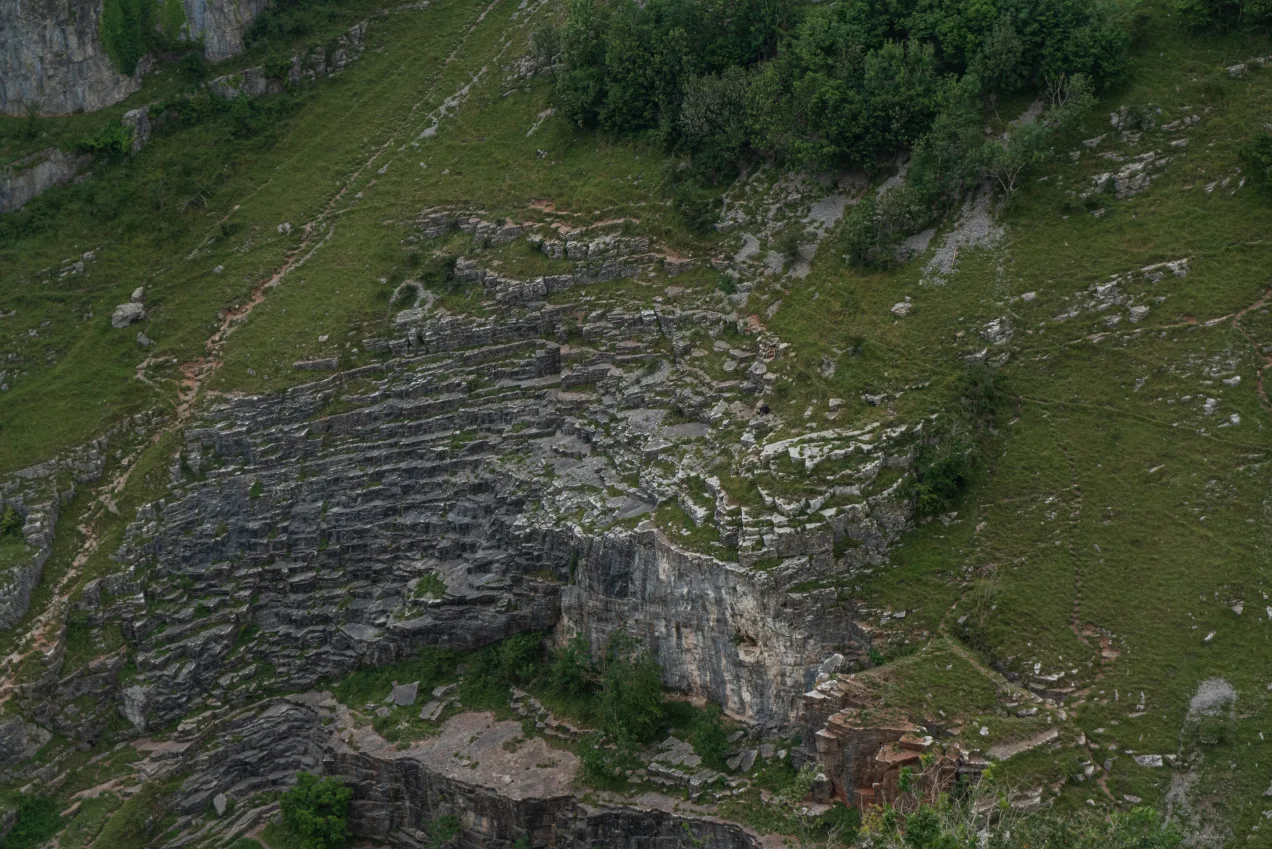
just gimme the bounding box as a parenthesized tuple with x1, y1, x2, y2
(0, 148, 94, 213)
(180, 0, 272, 62)
(0, 0, 272, 117)
(562, 531, 866, 728)
(0, 0, 144, 116)
(146, 694, 761, 849)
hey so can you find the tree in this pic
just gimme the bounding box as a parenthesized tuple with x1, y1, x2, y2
(982, 121, 1051, 201)
(1241, 131, 1272, 190)
(279, 772, 353, 849)
(598, 634, 664, 742)
(971, 16, 1025, 95)
(0, 506, 23, 539)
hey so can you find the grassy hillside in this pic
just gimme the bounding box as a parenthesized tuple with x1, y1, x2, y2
(1, 0, 1270, 842)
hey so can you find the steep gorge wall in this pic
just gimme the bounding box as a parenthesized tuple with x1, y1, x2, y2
(0, 0, 270, 116)
(0, 0, 145, 116)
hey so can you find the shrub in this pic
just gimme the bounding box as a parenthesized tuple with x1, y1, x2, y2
(912, 433, 978, 516)
(1175, 0, 1272, 29)
(279, 772, 352, 849)
(548, 633, 597, 699)
(78, 122, 134, 160)
(578, 733, 641, 789)
(690, 702, 731, 770)
(839, 185, 925, 270)
(0, 505, 23, 539)
(1241, 131, 1272, 190)
(2, 796, 62, 849)
(598, 634, 664, 742)
(101, 0, 158, 75)
(531, 21, 563, 69)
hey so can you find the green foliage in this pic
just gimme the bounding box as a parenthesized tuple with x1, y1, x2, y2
(839, 186, 925, 269)
(226, 840, 265, 849)
(157, 0, 187, 42)
(531, 21, 563, 68)
(247, 0, 346, 45)
(101, 0, 158, 75)
(577, 733, 642, 789)
(689, 702, 731, 770)
(548, 632, 596, 699)
(991, 805, 1183, 849)
(1175, 0, 1272, 29)
(279, 772, 352, 849)
(678, 66, 751, 183)
(459, 632, 545, 709)
(911, 366, 1009, 516)
(426, 815, 459, 849)
(1241, 131, 1272, 191)
(249, 479, 264, 500)
(330, 645, 459, 708)
(77, 122, 134, 161)
(0, 506, 23, 539)
(1, 796, 62, 849)
(597, 634, 665, 742)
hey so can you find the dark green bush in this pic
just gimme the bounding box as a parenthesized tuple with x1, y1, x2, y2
(690, 702, 731, 770)
(1175, 0, 1272, 29)
(1, 796, 62, 849)
(1242, 131, 1272, 190)
(78, 122, 134, 160)
(0, 505, 23, 539)
(279, 772, 352, 849)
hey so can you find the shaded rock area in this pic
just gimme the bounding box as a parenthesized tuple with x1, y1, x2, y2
(0, 0, 273, 117)
(0, 0, 147, 116)
(134, 692, 764, 849)
(0, 148, 93, 214)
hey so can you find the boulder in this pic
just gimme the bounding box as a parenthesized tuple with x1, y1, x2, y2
(111, 302, 145, 328)
(391, 681, 419, 707)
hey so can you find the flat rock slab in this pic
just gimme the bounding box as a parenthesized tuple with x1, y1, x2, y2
(340, 710, 579, 800)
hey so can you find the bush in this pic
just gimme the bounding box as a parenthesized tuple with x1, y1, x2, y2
(912, 433, 978, 516)
(839, 185, 925, 269)
(598, 635, 665, 742)
(2, 796, 62, 849)
(0, 506, 23, 539)
(459, 632, 546, 709)
(577, 733, 642, 789)
(101, 0, 158, 75)
(548, 633, 597, 699)
(1175, 0, 1272, 29)
(279, 773, 352, 849)
(690, 702, 731, 770)
(78, 122, 134, 160)
(1242, 131, 1272, 190)
(531, 21, 563, 69)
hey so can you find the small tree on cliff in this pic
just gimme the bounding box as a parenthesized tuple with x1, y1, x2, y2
(280, 772, 353, 849)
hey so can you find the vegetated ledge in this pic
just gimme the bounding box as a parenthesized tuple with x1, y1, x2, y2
(137, 691, 768, 849)
(0, 19, 369, 216)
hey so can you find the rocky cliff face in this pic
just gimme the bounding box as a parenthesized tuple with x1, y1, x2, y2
(0, 0, 144, 116)
(7, 214, 918, 745)
(0, 148, 94, 213)
(180, 0, 271, 62)
(136, 692, 765, 849)
(0, 0, 271, 116)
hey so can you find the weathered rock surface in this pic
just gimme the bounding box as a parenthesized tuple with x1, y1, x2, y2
(138, 693, 763, 849)
(180, 0, 272, 62)
(0, 148, 93, 214)
(0, 0, 146, 115)
(0, 0, 276, 116)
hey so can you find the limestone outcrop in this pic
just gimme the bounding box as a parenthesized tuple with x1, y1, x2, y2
(0, 0, 272, 117)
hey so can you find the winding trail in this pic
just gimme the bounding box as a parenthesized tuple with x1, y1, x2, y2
(0, 0, 539, 701)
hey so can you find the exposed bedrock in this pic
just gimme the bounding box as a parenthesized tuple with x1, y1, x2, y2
(0, 0, 271, 116)
(152, 693, 763, 849)
(562, 531, 868, 728)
